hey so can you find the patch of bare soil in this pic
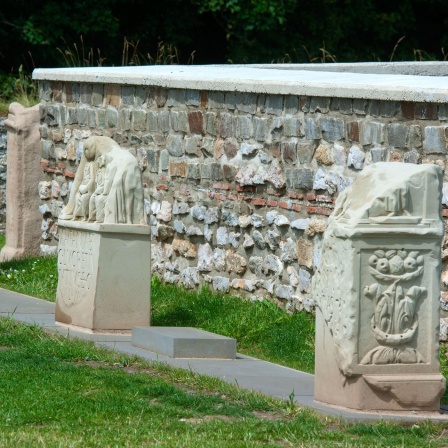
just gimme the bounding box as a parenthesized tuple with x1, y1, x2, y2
(252, 410, 289, 421)
(179, 415, 237, 423)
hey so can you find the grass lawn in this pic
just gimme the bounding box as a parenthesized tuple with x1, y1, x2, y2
(1, 236, 448, 445)
(1, 317, 448, 447)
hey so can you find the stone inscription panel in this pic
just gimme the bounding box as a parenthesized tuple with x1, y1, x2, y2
(57, 228, 95, 305)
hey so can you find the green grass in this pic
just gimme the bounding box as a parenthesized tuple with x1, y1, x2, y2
(1, 317, 448, 447)
(151, 278, 315, 373)
(0, 234, 315, 373)
(0, 67, 39, 116)
(0, 235, 58, 299)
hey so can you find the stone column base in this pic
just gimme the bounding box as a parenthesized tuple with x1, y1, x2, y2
(55, 220, 151, 331)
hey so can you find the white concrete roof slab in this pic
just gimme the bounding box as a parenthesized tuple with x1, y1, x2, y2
(33, 64, 448, 103)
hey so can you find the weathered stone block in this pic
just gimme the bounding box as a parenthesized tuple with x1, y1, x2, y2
(297, 140, 316, 164)
(208, 91, 225, 109)
(253, 117, 271, 142)
(304, 118, 321, 140)
(265, 95, 283, 115)
(284, 116, 301, 137)
(166, 135, 184, 157)
(121, 86, 134, 105)
(188, 111, 204, 134)
(423, 126, 447, 154)
(55, 221, 151, 331)
(147, 111, 159, 132)
(320, 117, 344, 142)
(361, 121, 385, 146)
(313, 163, 445, 412)
(284, 96, 299, 114)
(119, 108, 131, 131)
(238, 115, 253, 140)
(166, 89, 186, 107)
(132, 109, 147, 131)
(159, 111, 170, 132)
(347, 145, 365, 170)
(220, 113, 237, 139)
(388, 123, 409, 149)
(205, 112, 218, 136)
(286, 168, 314, 190)
(310, 97, 330, 113)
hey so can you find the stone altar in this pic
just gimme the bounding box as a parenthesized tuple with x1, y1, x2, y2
(313, 162, 445, 411)
(55, 136, 150, 331)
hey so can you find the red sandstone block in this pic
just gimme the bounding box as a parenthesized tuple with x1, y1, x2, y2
(292, 203, 301, 212)
(63, 170, 76, 178)
(442, 209, 448, 217)
(156, 184, 168, 190)
(252, 198, 266, 206)
(267, 200, 278, 207)
(228, 194, 237, 200)
(57, 162, 66, 168)
(236, 185, 256, 192)
(278, 201, 291, 210)
(316, 207, 332, 216)
(40, 160, 50, 167)
(215, 193, 227, 200)
(316, 195, 333, 203)
(188, 111, 204, 134)
(267, 188, 281, 196)
(200, 91, 208, 108)
(179, 189, 190, 196)
(213, 182, 230, 190)
(306, 206, 317, 214)
(288, 192, 304, 199)
(238, 195, 252, 201)
(306, 193, 316, 201)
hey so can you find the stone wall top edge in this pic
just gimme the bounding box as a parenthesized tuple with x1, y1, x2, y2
(245, 61, 448, 77)
(33, 65, 448, 103)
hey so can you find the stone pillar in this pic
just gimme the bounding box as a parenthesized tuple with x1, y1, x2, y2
(0, 102, 41, 261)
(313, 162, 445, 412)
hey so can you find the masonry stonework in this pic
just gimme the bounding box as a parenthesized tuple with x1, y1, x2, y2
(36, 79, 448, 316)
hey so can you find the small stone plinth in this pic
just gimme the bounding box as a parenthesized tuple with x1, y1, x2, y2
(132, 326, 237, 359)
(55, 219, 151, 331)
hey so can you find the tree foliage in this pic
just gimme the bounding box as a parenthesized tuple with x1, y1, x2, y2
(0, 0, 447, 74)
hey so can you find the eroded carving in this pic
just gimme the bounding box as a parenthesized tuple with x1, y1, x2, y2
(313, 163, 445, 411)
(60, 136, 145, 225)
(361, 249, 426, 365)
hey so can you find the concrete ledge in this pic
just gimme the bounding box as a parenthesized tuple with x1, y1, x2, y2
(132, 326, 237, 359)
(33, 64, 448, 103)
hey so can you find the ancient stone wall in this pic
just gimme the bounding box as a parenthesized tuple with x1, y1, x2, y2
(36, 80, 448, 315)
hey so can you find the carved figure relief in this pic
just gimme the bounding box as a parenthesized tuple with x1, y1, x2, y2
(60, 137, 146, 225)
(361, 249, 426, 365)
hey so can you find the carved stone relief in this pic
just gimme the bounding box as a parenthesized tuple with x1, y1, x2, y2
(361, 249, 426, 365)
(60, 136, 146, 225)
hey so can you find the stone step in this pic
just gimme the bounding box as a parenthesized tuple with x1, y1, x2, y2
(132, 326, 236, 359)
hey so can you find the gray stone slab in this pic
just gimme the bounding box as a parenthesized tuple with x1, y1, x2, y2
(132, 326, 236, 359)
